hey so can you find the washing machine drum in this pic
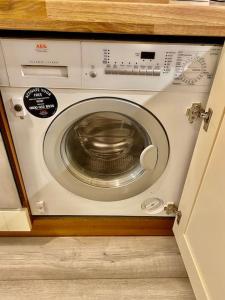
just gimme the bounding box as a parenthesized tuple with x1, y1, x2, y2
(43, 97, 169, 201)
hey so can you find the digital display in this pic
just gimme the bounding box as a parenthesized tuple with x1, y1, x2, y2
(141, 52, 155, 59)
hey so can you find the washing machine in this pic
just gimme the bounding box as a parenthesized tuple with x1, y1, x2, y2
(0, 38, 221, 216)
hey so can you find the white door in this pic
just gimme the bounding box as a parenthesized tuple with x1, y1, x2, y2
(0, 132, 21, 209)
(0, 132, 31, 231)
(173, 45, 225, 300)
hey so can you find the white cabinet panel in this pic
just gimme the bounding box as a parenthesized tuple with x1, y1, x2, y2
(0, 133, 21, 209)
(0, 213, 6, 230)
(174, 44, 225, 300)
(0, 208, 31, 231)
(185, 114, 225, 300)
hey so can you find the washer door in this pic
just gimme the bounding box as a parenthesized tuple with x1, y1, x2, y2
(43, 97, 169, 201)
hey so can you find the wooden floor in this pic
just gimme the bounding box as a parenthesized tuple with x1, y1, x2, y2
(0, 236, 195, 299)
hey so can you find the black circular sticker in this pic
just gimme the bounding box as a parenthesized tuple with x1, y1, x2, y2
(23, 87, 58, 118)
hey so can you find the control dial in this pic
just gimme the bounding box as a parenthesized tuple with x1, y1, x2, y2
(179, 56, 207, 85)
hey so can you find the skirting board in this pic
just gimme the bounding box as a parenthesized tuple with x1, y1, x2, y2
(0, 216, 174, 236)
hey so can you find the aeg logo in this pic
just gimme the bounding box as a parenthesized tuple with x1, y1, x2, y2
(35, 43, 48, 52)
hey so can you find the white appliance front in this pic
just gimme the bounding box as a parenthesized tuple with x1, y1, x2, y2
(0, 39, 221, 216)
(1, 88, 206, 216)
(0, 133, 21, 209)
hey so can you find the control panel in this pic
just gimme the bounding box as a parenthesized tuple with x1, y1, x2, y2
(82, 42, 221, 92)
(0, 39, 222, 92)
(104, 50, 161, 76)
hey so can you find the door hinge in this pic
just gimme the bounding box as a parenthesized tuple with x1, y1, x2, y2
(164, 203, 182, 225)
(186, 103, 213, 132)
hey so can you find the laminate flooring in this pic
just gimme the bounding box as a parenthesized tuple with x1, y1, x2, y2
(0, 236, 195, 299)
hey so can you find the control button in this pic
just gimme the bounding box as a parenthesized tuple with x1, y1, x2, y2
(125, 65, 133, 74)
(112, 65, 119, 74)
(132, 65, 139, 75)
(153, 69, 161, 76)
(106, 67, 120, 74)
(89, 71, 97, 78)
(118, 70, 126, 75)
(14, 104, 23, 112)
(11, 97, 27, 119)
(146, 66, 153, 76)
(139, 65, 147, 75)
(104, 64, 112, 74)
(118, 65, 126, 74)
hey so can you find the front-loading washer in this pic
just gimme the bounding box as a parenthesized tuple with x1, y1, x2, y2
(0, 38, 221, 216)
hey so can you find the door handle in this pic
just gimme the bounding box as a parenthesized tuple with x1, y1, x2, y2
(140, 145, 158, 170)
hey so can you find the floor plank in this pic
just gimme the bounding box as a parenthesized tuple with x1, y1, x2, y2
(0, 236, 187, 280)
(0, 279, 195, 300)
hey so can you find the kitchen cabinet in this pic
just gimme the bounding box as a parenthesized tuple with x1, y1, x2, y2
(173, 45, 225, 299)
(0, 132, 31, 231)
(0, 132, 20, 209)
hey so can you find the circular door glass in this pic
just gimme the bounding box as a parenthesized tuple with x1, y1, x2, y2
(61, 111, 150, 188)
(43, 97, 169, 201)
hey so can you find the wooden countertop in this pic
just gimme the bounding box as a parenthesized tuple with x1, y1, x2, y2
(0, 0, 225, 37)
